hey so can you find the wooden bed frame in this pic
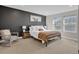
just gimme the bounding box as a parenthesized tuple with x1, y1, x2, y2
(31, 34, 61, 47)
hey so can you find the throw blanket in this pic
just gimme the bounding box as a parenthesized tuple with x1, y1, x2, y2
(38, 31, 61, 42)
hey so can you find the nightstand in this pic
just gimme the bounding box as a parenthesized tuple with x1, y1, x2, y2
(22, 31, 30, 39)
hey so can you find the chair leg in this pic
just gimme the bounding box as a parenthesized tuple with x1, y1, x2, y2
(9, 38, 12, 47)
(45, 42, 47, 47)
(45, 40, 48, 47)
(9, 40, 12, 47)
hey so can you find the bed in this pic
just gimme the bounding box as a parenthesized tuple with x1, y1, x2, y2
(29, 26, 61, 47)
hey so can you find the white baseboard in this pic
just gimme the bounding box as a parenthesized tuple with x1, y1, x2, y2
(61, 36, 78, 42)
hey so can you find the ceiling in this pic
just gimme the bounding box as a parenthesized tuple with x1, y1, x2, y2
(5, 5, 78, 16)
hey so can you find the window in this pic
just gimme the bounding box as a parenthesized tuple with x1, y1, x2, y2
(63, 16, 77, 33)
(52, 16, 77, 33)
(52, 16, 62, 31)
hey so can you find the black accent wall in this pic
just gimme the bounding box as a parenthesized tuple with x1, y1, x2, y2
(0, 5, 46, 36)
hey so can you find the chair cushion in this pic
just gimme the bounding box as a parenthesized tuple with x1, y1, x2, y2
(0, 29, 11, 36)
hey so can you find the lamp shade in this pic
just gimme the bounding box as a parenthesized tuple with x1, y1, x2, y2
(22, 26, 26, 29)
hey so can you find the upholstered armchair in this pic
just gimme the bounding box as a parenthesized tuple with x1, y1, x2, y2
(0, 29, 19, 47)
(0, 29, 11, 46)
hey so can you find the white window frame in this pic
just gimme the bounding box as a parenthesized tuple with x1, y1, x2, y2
(63, 16, 77, 33)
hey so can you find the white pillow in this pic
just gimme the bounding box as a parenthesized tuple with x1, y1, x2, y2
(29, 26, 37, 31)
(30, 26, 45, 31)
(36, 26, 45, 31)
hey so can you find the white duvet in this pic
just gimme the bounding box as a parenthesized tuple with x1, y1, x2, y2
(30, 30, 53, 39)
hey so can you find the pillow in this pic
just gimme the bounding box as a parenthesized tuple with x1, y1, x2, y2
(30, 26, 45, 31)
(37, 26, 45, 31)
(29, 26, 37, 31)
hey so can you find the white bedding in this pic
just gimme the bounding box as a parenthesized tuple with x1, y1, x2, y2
(29, 26, 53, 39)
(30, 31, 41, 39)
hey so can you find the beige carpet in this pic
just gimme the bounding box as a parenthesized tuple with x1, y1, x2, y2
(0, 38, 78, 54)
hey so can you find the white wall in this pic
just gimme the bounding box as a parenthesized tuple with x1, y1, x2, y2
(78, 6, 79, 50)
(46, 15, 53, 30)
(46, 10, 78, 41)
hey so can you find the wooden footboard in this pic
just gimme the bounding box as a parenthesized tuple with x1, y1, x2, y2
(41, 35, 61, 47)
